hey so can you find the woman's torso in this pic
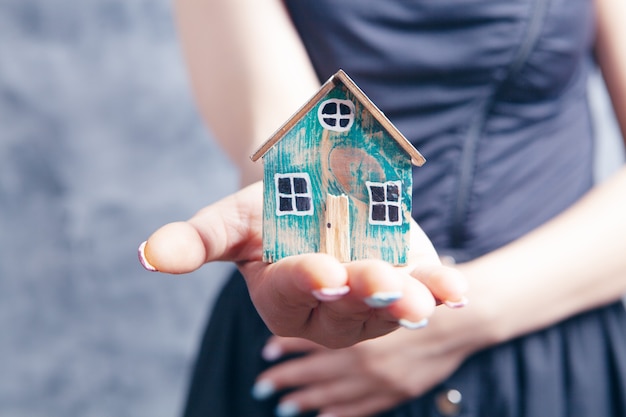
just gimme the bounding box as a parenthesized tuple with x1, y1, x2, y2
(285, 0, 596, 261)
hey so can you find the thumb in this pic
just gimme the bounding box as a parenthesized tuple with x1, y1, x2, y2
(139, 182, 264, 274)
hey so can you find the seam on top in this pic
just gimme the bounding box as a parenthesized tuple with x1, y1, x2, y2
(448, 0, 553, 250)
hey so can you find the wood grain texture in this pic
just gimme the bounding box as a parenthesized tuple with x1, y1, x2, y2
(323, 194, 351, 262)
(260, 74, 414, 265)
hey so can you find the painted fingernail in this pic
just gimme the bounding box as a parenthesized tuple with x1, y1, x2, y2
(276, 400, 300, 417)
(398, 318, 429, 330)
(138, 241, 158, 272)
(444, 296, 469, 309)
(262, 343, 283, 362)
(251, 379, 275, 400)
(312, 285, 350, 302)
(364, 291, 403, 308)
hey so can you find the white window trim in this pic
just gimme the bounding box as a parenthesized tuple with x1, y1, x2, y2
(317, 99, 355, 132)
(366, 180, 403, 226)
(275, 173, 314, 216)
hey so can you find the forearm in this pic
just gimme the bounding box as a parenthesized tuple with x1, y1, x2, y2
(459, 167, 626, 347)
(445, 0, 626, 353)
(174, 0, 320, 185)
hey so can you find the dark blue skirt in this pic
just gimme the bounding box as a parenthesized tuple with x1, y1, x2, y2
(182, 270, 626, 417)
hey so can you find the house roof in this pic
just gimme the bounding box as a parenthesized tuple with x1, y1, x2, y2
(250, 69, 426, 166)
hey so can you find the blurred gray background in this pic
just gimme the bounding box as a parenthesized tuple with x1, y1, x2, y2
(0, 1, 236, 416)
(0, 1, 622, 417)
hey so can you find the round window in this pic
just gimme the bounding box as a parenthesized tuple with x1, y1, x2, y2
(317, 99, 355, 132)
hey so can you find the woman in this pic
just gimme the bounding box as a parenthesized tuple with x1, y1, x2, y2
(141, 0, 626, 416)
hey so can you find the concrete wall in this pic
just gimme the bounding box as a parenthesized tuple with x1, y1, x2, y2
(0, 1, 236, 416)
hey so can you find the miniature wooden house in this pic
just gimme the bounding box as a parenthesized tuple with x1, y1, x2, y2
(251, 70, 425, 265)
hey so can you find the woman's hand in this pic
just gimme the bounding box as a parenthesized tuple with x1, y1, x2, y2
(138, 181, 468, 348)
(252, 306, 482, 417)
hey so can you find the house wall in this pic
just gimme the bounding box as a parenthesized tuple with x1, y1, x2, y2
(262, 83, 412, 264)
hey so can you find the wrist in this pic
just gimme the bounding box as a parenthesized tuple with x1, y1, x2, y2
(437, 261, 509, 356)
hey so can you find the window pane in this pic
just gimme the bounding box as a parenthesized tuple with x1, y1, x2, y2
(370, 186, 385, 202)
(278, 178, 292, 194)
(372, 204, 386, 221)
(388, 205, 399, 222)
(293, 177, 308, 194)
(339, 103, 351, 115)
(387, 184, 399, 202)
(279, 197, 293, 211)
(322, 102, 337, 115)
(323, 117, 336, 126)
(339, 118, 350, 128)
(295, 196, 311, 212)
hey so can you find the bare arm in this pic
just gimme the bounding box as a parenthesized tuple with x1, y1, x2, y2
(458, 0, 626, 347)
(595, 0, 626, 141)
(175, 0, 320, 186)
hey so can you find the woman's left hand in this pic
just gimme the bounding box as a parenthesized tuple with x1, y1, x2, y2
(253, 306, 483, 417)
(140, 182, 469, 348)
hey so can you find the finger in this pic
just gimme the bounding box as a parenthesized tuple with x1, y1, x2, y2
(276, 376, 377, 417)
(241, 253, 350, 338)
(253, 349, 350, 400)
(138, 222, 208, 274)
(139, 182, 264, 274)
(344, 260, 404, 309)
(410, 264, 469, 308)
(337, 261, 436, 332)
(289, 260, 406, 346)
(262, 336, 326, 361)
(385, 271, 437, 329)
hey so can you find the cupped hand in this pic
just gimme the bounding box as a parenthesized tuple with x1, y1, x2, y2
(139, 181, 468, 348)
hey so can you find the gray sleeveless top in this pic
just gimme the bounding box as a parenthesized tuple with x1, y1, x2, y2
(286, 0, 595, 261)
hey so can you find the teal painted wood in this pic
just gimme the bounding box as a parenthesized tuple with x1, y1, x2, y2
(262, 81, 412, 265)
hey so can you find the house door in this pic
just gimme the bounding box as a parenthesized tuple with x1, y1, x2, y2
(323, 194, 350, 262)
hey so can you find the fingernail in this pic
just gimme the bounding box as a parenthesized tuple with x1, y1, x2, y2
(364, 291, 403, 308)
(262, 343, 283, 361)
(276, 400, 300, 417)
(398, 318, 429, 330)
(312, 285, 350, 302)
(444, 296, 469, 309)
(251, 379, 275, 400)
(138, 241, 158, 272)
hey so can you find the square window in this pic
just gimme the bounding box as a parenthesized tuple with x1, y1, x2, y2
(275, 173, 314, 216)
(367, 181, 402, 226)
